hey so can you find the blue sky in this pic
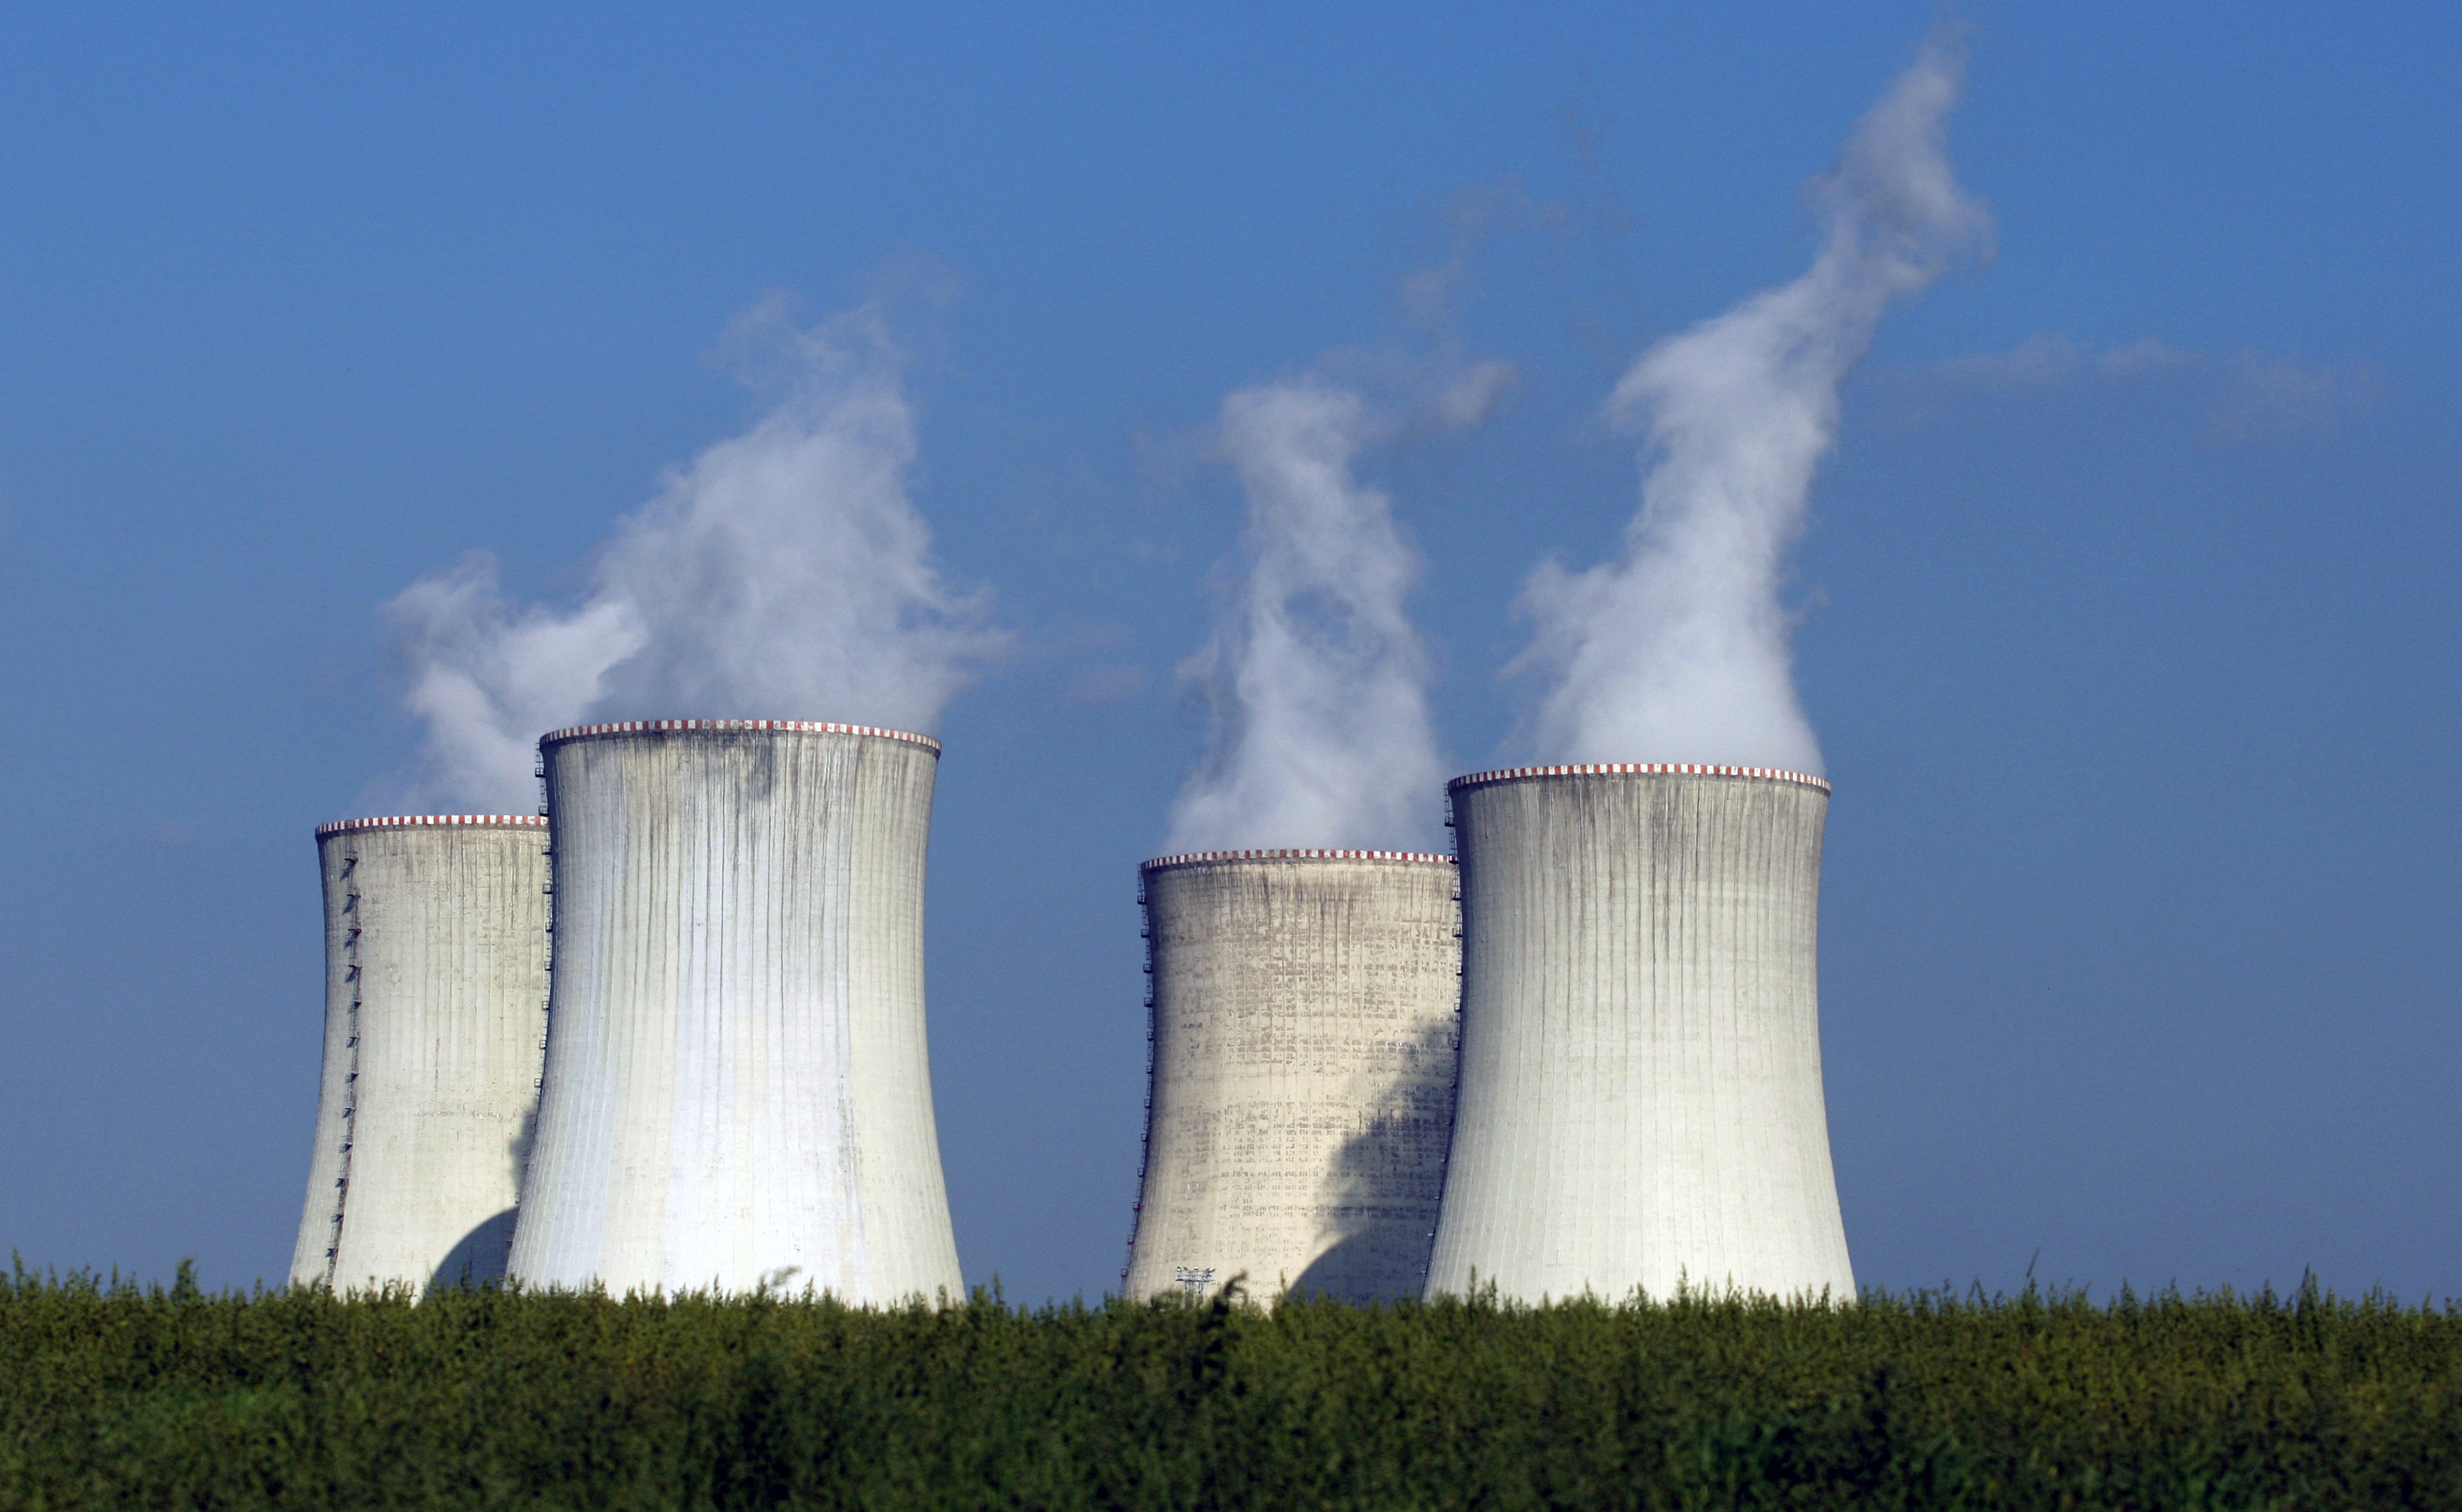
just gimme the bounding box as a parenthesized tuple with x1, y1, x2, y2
(2, 1, 2457, 1302)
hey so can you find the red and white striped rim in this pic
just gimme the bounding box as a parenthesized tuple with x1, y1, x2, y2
(315, 814, 549, 838)
(539, 719, 940, 752)
(1448, 762, 1830, 794)
(1142, 847, 1455, 871)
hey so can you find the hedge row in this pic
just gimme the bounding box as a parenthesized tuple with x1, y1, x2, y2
(4, 1264, 2457, 1508)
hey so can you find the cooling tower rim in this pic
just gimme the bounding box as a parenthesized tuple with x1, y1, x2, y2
(538, 719, 940, 753)
(315, 814, 549, 838)
(1448, 762, 1831, 794)
(1140, 847, 1456, 873)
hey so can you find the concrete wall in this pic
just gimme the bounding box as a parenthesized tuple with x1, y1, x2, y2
(1124, 851, 1460, 1304)
(290, 815, 550, 1293)
(1424, 765, 1854, 1303)
(507, 720, 962, 1301)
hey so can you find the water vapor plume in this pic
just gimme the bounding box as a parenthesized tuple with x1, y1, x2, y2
(1515, 37, 1988, 771)
(1165, 370, 1493, 855)
(384, 301, 1005, 812)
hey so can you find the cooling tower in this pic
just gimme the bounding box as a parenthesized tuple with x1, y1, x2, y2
(1123, 849, 1460, 1304)
(506, 719, 962, 1301)
(1424, 764, 1853, 1303)
(289, 814, 550, 1293)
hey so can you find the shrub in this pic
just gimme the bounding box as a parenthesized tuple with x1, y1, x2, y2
(2, 1262, 2455, 1509)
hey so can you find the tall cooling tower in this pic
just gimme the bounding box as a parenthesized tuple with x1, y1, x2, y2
(507, 719, 963, 1301)
(289, 814, 550, 1293)
(1123, 849, 1460, 1304)
(1424, 764, 1853, 1303)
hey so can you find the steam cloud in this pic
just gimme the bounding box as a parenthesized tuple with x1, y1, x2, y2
(385, 303, 1005, 812)
(1164, 365, 1504, 854)
(1515, 39, 1988, 771)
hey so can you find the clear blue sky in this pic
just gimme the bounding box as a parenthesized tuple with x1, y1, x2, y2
(3, 1, 2457, 1303)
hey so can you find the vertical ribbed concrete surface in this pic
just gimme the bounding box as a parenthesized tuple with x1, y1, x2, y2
(290, 816, 550, 1292)
(507, 721, 962, 1301)
(1123, 852, 1460, 1304)
(1425, 766, 1853, 1303)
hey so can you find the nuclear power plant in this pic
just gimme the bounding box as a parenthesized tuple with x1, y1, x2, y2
(289, 814, 550, 1293)
(285, 734, 1858, 1306)
(504, 720, 964, 1301)
(1424, 763, 1854, 1303)
(1123, 849, 1460, 1304)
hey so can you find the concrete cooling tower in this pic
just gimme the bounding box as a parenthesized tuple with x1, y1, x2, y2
(1123, 849, 1460, 1305)
(289, 814, 551, 1293)
(507, 719, 963, 1301)
(1424, 764, 1854, 1304)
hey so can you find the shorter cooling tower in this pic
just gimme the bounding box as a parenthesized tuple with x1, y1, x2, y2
(1425, 764, 1854, 1304)
(507, 720, 963, 1301)
(290, 814, 550, 1293)
(1123, 849, 1460, 1304)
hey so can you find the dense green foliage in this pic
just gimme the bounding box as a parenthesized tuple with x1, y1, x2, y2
(4, 1263, 2458, 1509)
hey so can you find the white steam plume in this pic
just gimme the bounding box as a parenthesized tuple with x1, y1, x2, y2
(1516, 38, 1988, 771)
(1165, 370, 1497, 854)
(384, 303, 1005, 812)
